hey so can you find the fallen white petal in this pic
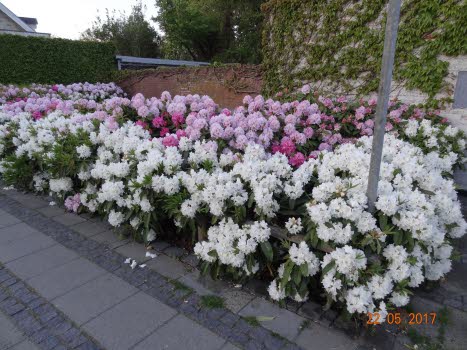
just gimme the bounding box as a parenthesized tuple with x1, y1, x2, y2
(130, 260, 138, 269)
(124, 258, 132, 264)
(139, 264, 147, 268)
(49, 201, 56, 206)
(145, 251, 157, 259)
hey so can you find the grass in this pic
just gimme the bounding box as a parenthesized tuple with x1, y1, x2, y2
(243, 316, 261, 327)
(200, 295, 225, 309)
(271, 331, 286, 340)
(298, 319, 311, 333)
(406, 306, 451, 350)
(169, 279, 193, 295)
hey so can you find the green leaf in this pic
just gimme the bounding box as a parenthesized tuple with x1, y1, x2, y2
(300, 263, 308, 276)
(200, 261, 210, 276)
(420, 189, 436, 196)
(280, 260, 294, 289)
(246, 255, 255, 273)
(378, 213, 388, 230)
(255, 316, 275, 322)
(393, 230, 403, 245)
(260, 241, 273, 262)
(322, 260, 336, 276)
(289, 199, 295, 210)
(143, 212, 151, 230)
(247, 194, 255, 208)
(292, 266, 302, 285)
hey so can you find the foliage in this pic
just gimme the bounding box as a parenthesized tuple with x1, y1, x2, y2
(154, 0, 264, 63)
(0, 35, 115, 84)
(81, 1, 162, 58)
(261, 0, 467, 105)
(0, 82, 465, 324)
(200, 295, 225, 309)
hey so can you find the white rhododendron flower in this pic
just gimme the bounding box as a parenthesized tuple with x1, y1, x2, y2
(285, 217, 303, 235)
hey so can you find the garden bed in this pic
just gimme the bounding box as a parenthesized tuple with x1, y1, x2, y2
(0, 82, 465, 327)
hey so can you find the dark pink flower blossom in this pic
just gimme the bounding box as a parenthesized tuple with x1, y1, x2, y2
(280, 139, 296, 155)
(289, 152, 306, 167)
(160, 127, 170, 137)
(152, 116, 166, 128)
(162, 135, 179, 147)
(135, 120, 148, 129)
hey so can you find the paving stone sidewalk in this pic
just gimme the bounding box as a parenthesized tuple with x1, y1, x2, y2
(0, 188, 466, 350)
(0, 191, 303, 350)
(0, 311, 39, 350)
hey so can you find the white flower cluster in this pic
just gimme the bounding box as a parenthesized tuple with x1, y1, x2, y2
(404, 119, 466, 164)
(285, 217, 303, 235)
(268, 242, 320, 302)
(194, 218, 270, 275)
(0, 101, 465, 322)
(283, 134, 466, 319)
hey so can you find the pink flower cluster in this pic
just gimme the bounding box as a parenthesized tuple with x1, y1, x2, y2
(1, 82, 448, 168)
(0, 83, 124, 119)
(64, 194, 81, 213)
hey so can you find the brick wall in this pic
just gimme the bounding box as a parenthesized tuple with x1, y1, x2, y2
(117, 65, 263, 109)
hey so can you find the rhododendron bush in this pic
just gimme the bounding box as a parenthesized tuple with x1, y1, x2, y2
(0, 82, 465, 323)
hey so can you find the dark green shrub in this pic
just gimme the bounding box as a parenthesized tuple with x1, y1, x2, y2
(0, 35, 116, 84)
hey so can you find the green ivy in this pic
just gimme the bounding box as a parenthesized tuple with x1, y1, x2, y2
(261, 0, 467, 105)
(0, 35, 116, 84)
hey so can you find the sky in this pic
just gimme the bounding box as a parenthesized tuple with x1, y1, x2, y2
(1, 0, 159, 39)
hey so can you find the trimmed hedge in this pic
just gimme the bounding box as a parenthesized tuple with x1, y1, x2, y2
(0, 35, 116, 84)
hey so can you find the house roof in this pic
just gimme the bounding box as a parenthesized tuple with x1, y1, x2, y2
(0, 3, 35, 32)
(18, 17, 38, 26)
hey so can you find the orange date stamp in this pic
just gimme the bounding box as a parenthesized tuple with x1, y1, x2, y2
(367, 312, 437, 325)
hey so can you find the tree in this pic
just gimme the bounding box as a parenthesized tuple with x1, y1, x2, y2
(81, 2, 162, 58)
(154, 0, 264, 63)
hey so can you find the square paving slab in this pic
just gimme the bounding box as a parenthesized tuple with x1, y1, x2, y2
(239, 297, 306, 340)
(0, 223, 40, 245)
(132, 314, 225, 350)
(27, 258, 106, 299)
(83, 291, 177, 350)
(0, 231, 55, 263)
(0, 211, 22, 228)
(6, 244, 79, 280)
(52, 273, 138, 325)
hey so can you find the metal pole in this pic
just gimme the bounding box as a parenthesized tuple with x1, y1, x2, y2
(366, 0, 402, 213)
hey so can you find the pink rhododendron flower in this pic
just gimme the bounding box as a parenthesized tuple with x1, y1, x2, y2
(160, 127, 170, 137)
(32, 111, 42, 120)
(318, 142, 332, 152)
(280, 139, 296, 155)
(152, 116, 166, 128)
(137, 105, 150, 118)
(176, 129, 187, 138)
(162, 135, 179, 147)
(289, 152, 306, 167)
(135, 120, 148, 129)
(64, 194, 81, 213)
(171, 113, 185, 127)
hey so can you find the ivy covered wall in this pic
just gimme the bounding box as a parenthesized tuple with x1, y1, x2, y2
(261, 0, 467, 107)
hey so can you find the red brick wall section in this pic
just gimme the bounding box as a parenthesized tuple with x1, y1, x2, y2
(117, 65, 263, 109)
